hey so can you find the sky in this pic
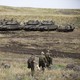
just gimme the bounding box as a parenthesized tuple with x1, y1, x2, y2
(0, 0, 80, 9)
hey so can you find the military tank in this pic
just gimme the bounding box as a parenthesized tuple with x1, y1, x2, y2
(38, 20, 57, 31)
(0, 19, 9, 30)
(0, 19, 22, 31)
(0, 20, 4, 30)
(24, 20, 40, 31)
(57, 24, 75, 32)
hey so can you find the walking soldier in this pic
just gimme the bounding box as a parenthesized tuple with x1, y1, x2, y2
(45, 50, 52, 68)
(27, 54, 35, 76)
(39, 51, 47, 71)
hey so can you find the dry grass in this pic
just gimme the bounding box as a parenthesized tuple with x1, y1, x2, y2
(0, 6, 80, 80)
(0, 52, 80, 80)
(0, 6, 80, 27)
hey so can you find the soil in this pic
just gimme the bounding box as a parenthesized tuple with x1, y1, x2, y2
(0, 28, 80, 59)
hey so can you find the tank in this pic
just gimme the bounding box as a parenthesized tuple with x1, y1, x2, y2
(0, 19, 22, 31)
(0, 20, 7, 30)
(24, 20, 40, 31)
(38, 20, 57, 31)
(57, 24, 75, 32)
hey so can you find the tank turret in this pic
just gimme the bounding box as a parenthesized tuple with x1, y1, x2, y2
(39, 20, 57, 31)
(0, 19, 22, 31)
(24, 20, 40, 31)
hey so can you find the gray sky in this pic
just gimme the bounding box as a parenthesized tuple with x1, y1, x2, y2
(0, 0, 80, 9)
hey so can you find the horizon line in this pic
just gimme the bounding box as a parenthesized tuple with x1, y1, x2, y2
(0, 5, 80, 9)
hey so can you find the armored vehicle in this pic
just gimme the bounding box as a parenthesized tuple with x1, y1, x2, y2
(0, 19, 22, 31)
(0, 20, 4, 30)
(0, 19, 9, 30)
(38, 20, 57, 31)
(57, 24, 75, 32)
(24, 20, 40, 31)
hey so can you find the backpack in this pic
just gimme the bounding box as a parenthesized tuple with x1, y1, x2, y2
(39, 56, 46, 67)
(27, 58, 31, 68)
(27, 56, 34, 68)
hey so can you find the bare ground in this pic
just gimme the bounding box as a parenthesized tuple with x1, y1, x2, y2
(0, 28, 80, 58)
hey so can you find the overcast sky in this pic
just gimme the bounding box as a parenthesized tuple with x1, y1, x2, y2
(0, 0, 80, 9)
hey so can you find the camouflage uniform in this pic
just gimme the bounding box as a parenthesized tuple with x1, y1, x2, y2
(39, 52, 46, 71)
(27, 54, 35, 76)
(45, 50, 52, 68)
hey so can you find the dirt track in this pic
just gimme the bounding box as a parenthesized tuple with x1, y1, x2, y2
(0, 28, 80, 58)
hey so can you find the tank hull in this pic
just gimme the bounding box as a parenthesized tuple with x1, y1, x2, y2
(57, 26, 75, 32)
(24, 25, 39, 31)
(38, 25, 57, 31)
(0, 25, 23, 31)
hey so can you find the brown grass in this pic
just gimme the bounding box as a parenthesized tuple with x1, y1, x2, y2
(0, 6, 80, 27)
(0, 52, 80, 80)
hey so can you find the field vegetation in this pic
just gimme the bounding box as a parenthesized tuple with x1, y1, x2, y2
(0, 6, 80, 80)
(0, 52, 80, 80)
(0, 6, 80, 27)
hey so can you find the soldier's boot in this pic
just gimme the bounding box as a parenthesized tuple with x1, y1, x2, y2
(42, 67, 45, 72)
(31, 70, 34, 76)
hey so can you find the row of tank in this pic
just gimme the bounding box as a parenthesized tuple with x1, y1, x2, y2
(0, 19, 75, 32)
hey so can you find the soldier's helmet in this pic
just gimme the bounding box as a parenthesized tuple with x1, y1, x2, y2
(47, 50, 50, 52)
(46, 50, 51, 56)
(41, 51, 45, 55)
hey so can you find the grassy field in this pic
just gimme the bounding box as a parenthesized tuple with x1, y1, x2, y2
(0, 6, 80, 27)
(0, 6, 80, 80)
(0, 52, 80, 80)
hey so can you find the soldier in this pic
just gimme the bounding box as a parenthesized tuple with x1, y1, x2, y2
(11, 18, 13, 22)
(45, 50, 52, 69)
(39, 51, 47, 72)
(27, 54, 35, 76)
(3, 19, 7, 25)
